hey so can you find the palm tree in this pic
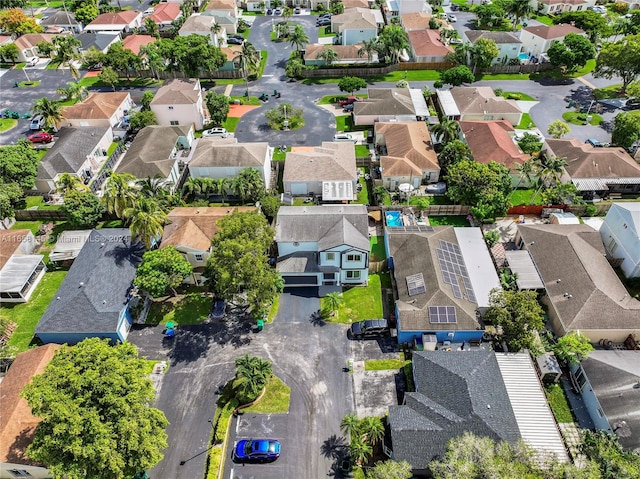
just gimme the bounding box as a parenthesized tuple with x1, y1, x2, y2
(234, 41, 261, 96)
(530, 156, 567, 204)
(324, 292, 343, 317)
(182, 177, 204, 199)
(210, 21, 222, 44)
(512, 157, 539, 192)
(215, 177, 230, 205)
(357, 39, 378, 63)
(233, 175, 250, 203)
(430, 119, 460, 144)
(316, 47, 339, 66)
(349, 437, 373, 467)
(288, 24, 310, 53)
(51, 36, 81, 79)
(145, 17, 160, 39)
(56, 173, 88, 194)
(136, 175, 172, 199)
(32, 97, 64, 131)
(360, 416, 385, 445)
(378, 25, 409, 64)
(125, 197, 167, 249)
(340, 413, 361, 439)
(235, 354, 273, 400)
(282, 6, 293, 21)
(237, 167, 265, 202)
(505, 0, 535, 32)
(103, 172, 137, 219)
(56, 81, 87, 103)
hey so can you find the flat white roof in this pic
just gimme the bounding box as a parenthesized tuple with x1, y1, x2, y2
(409, 88, 429, 117)
(50, 229, 92, 262)
(322, 181, 355, 201)
(436, 89, 460, 118)
(505, 250, 545, 289)
(496, 353, 569, 463)
(454, 227, 500, 308)
(0, 255, 44, 292)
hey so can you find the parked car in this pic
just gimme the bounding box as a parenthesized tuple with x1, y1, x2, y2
(210, 299, 226, 319)
(274, 7, 282, 15)
(27, 131, 54, 143)
(319, 12, 332, 18)
(143, 7, 155, 15)
(233, 439, 281, 463)
(266, 8, 273, 14)
(349, 319, 389, 340)
(426, 182, 447, 195)
(294, 6, 301, 14)
(316, 18, 331, 26)
(227, 37, 244, 45)
(30, 114, 45, 130)
(625, 98, 640, 110)
(339, 96, 362, 106)
(334, 133, 357, 142)
(585, 138, 603, 147)
(447, 13, 457, 22)
(343, 103, 355, 112)
(229, 34, 245, 41)
(203, 127, 229, 138)
(26, 57, 39, 67)
(87, 63, 103, 71)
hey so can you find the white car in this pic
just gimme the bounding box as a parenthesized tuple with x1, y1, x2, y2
(202, 127, 229, 138)
(447, 14, 457, 22)
(26, 57, 39, 67)
(334, 133, 357, 143)
(143, 8, 155, 15)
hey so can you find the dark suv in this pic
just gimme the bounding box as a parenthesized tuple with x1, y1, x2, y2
(350, 319, 389, 339)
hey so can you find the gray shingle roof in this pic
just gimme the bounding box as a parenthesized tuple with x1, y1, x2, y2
(35, 229, 143, 336)
(40, 11, 81, 27)
(389, 350, 520, 470)
(38, 127, 110, 180)
(465, 30, 522, 44)
(76, 31, 120, 51)
(354, 88, 416, 116)
(283, 142, 356, 182)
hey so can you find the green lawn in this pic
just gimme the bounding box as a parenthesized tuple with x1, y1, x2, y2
(510, 189, 542, 206)
(11, 220, 43, 235)
(501, 91, 536, 101)
(545, 383, 575, 423)
(1, 270, 68, 353)
(356, 167, 370, 204)
(408, 195, 451, 207)
(222, 116, 240, 132)
(22, 196, 60, 210)
(146, 291, 212, 325)
(79, 76, 162, 88)
(106, 141, 119, 156)
(336, 115, 349, 131)
(370, 236, 386, 262)
(532, 15, 554, 25)
(355, 144, 369, 157)
(266, 295, 279, 323)
(427, 215, 470, 227)
(241, 375, 291, 413)
(365, 356, 408, 370)
(562, 111, 602, 126)
(18, 80, 41, 88)
(572, 59, 596, 77)
(318, 26, 336, 38)
(593, 84, 624, 100)
(0, 118, 17, 132)
(45, 62, 60, 70)
(323, 274, 384, 323)
(229, 95, 262, 106)
(480, 72, 530, 80)
(517, 113, 535, 129)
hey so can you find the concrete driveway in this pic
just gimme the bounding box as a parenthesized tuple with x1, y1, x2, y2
(275, 288, 320, 324)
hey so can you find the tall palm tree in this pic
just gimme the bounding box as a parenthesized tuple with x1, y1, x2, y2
(505, 0, 535, 32)
(357, 39, 379, 63)
(32, 97, 64, 131)
(530, 156, 567, 204)
(125, 197, 167, 249)
(56, 81, 87, 103)
(512, 157, 539, 191)
(56, 173, 88, 194)
(288, 24, 310, 53)
(360, 416, 385, 445)
(136, 175, 172, 199)
(282, 6, 293, 21)
(51, 36, 81, 79)
(233, 175, 250, 203)
(378, 25, 409, 64)
(235, 354, 272, 399)
(349, 438, 373, 467)
(182, 177, 204, 199)
(234, 41, 261, 96)
(340, 414, 361, 439)
(430, 119, 460, 144)
(215, 177, 230, 205)
(103, 172, 137, 219)
(316, 47, 339, 66)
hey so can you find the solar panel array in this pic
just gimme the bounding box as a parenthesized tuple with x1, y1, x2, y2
(429, 306, 457, 324)
(436, 240, 477, 303)
(388, 225, 435, 233)
(406, 273, 426, 296)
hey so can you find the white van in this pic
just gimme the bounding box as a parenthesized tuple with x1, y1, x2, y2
(30, 115, 45, 130)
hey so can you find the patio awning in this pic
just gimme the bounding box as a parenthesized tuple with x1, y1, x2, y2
(505, 250, 544, 290)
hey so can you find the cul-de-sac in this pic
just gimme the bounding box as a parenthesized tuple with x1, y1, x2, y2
(1, 1, 639, 478)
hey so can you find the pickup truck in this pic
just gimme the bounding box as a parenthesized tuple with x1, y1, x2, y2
(339, 96, 363, 107)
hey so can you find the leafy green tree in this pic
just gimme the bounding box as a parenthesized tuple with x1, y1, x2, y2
(32, 97, 64, 130)
(552, 332, 594, 365)
(484, 289, 545, 352)
(0, 181, 24, 219)
(581, 430, 640, 478)
(512, 157, 540, 191)
(80, 47, 104, 70)
(517, 133, 543, 154)
(234, 40, 260, 92)
(140, 90, 155, 111)
(554, 10, 611, 43)
(0, 8, 42, 34)
(612, 110, 640, 149)
(436, 65, 474, 87)
(259, 193, 281, 219)
(470, 38, 499, 73)
(436, 139, 472, 174)
(0, 42, 19, 64)
(626, 80, 640, 100)
(367, 460, 413, 479)
(505, 0, 535, 31)
(205, 91, 230, 126)
(136, 175, 172, 200)
(484, 229, 501, 248)
(125, 197, 167, 249)
(233, 167, 265, 203)
(357, 38, 379, 63)
(0, 140, 40, 189)
(539, 182, 583, 206)
(62, 189, 105, 227)
(340, 413, 361, 439)
(499, 268, 518, 291)
(21, 338, 169, 479)
(547, 34, 596, 73)
(547, 119, 571, 139)
(337, 76, 367, 94)
(99, 66, 119, 91)
(350, 438, 373, 467)
(144, 16, 159, 38)
(595, 35, 640, 94)
(159, 34, 226, 78)
(74, 4, 99, 25)
(474, 3, 505, 29)
(134, 246, 193, 297)
(56, 173, 88, 194)
(234, 354, 272, 402)
(285, 57, 305, 79)
(129, 110, 157, 131)
(103, 41, 141, 80)
(36, 40, 54, 57)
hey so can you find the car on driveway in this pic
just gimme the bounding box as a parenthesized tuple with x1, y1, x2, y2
(426, 182, 447, 195)
(227, 37, 244, 45)
(28, 131, 54, 143)
(625, 98, 640, 110)
(274, 7, 282, 15)
(316, 18, 331, 26)
(229, 34, 245, 41)
(349, 319, 389, 339)
(233, 439, 281, 463)
(585, 138, 603, 147)
(334, 133, 357, 142)
(339, 96, 362, 106)
(343, 103, 355, 112)
(294, 6, 301, 13)
(447, 13, 457, 22)
(266, 8, 273, 14)
(210, 299, 226, 319)
(26, 57, 39, 67)
(30, 114, 45, 130)
(203, 127, 228, 138)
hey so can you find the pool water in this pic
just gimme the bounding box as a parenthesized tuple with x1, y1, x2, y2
(518, 53, 530, 61)
(386, 211, 403, 227)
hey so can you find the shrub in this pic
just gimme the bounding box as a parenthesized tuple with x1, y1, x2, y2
(584, 204, 597, 217)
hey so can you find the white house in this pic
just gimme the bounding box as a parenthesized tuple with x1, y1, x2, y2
(520, 24, 586, 57)
(202, 0, 239, 35)
(84, 11, 142, 33)
(62, 92, 134, 129)
(12, 33, 62, 62)
(178, 14, 225, 46)
(331, 8, 382, 46)
(275, 205, 370, 291)
(385, 0, 432, 19)
(532, 0, 596, 15)
(0, 230, 46, 303)
(150, 78, 206, 130)
(465, 30, 522, 64)
(600, 202, 640, 278)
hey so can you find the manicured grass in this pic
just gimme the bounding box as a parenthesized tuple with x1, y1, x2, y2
(78, 75, 102, 87)
(45, 62, 60, 70)
(323, 274, 384, 323)
(382, 69, 441, 82)
(480, 72, 530, 80)
(1, 270, 68, 353)
(516, 112, 535, 129)
(336, 115, 349, 131)
(229, 95, 261, 106)
(22, 196, 60, 210)
(370, 236, 386, 262)
(272, 146, 288, 161)
(545, 383, 575, 423)
(533, 15, 554, 25)
(266, 295, 279, 323)
(427, 215, 470, 227)
(258, 50, 268, 79)
(79, 76, 162, 88)
(364, 356, 408, 371)
(10, 221, 43, 235)
(106, 141, 119, 156)
(146, 291, 212, 325)
(18, 81, 41, 88)
(15, 63, 26, 69)
(572, 59, 596, 77)
(501, 91, 536, 101)
(222, 116, 240, 132)
(593, 84, 624, 100)
(510, 188, 542, 206)
(142, 359, 168, 375)
(356, 168, 370, 204)
(318, 26, 337, 38)
(354, 144, 369, 157)
(562, 111, 602, 126)
(241, 375, 291, 413)
(0, 118, 17, 132)
(29, 0, 65, 7)
(408, 195, 451, 207)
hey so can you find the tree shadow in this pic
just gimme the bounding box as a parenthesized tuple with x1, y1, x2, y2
(309, 309, 327, 327)
(320, 434, 348, 459)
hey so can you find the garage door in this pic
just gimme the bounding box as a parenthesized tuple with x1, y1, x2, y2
(283, 275, 318, 286)
(290, 183, 308, 195)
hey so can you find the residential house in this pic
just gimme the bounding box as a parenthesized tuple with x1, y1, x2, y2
(401, 12, 434, 31)
(188, 139, 273, 188)
(49, 230, 93, 264)
(121, 34, 156, 55)
(275, 205, 370, 290)
(388, 350, 567, 476)
(0, 344, 61, 479)
(203, 0, 239, 35)
(600, 202, 640, 278)
(407, 29, 454, 63)
(283, 142, 357, 200)
(331, 8, 383, 46)
(459, 121, 531, 187)
(35, 229, 144, 345)
(161, 207, 257, 285)
(342, 0, 369, 7)
(150, 78, 206, 130)
(163, 0, 205, 7)
(40, 10, 83, 33)
(76, 31, 121, 55)
(385, 0, 432, 19)
(514, 224, 640, 342)
(620, 0, 640, 11)
(375, 121, 439, 190)
(178, 14, 224, 46)
(353, 88, 429, 126)
(0, 230, 46, 303)
(532, 0, 596, 15)
(465, 30, 522, 64)
(219, 45, 242, 71)
(84, 11, 142, 33)
(13, 33, 61, 62)
(520, 24, 586, 57)
(570, 350, 640, 452)
(62, 92, 134, 129)
(385, 226, 500, 344)
(303, 44, 377, 66)
(116, 125, 194, 188)
(35, 126, 113, 193)
(543, 138, 640, 198)
(147, 3, 182, 31)
(437, 86, 523, 125)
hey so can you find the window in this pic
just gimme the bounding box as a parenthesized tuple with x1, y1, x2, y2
(346, 271, 361, 279)
(347, 254, 362, 262)
(168, 106, 174, 110)
(597, 407, 605, 417)
(575, 367, 587, 390)
(324, 273, 335, 279)
(8, 471, 32, 478)
(194, 254, 204, 262)
(326, 252, 335, 261)
(607, 238, 618, 255)
(170, 120, 179, 126)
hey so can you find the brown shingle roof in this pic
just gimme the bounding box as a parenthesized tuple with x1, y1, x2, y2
(545, 138, 640, 179)
(0, 230, 31, 269)
(450, 86, 522, 115)
(303, 44, 368, 62)
(408, 29, 454, 57)
(376, 122, 439, 177)
(342, 0, 369, 7)
(148, 3, 181, 23)
(460, 120, 530, 170)
(151, 78, 201, 105)
(162, 207, 257, 251)
(355, 88, 416, 116)
(519, 224, 640, 332)
(190, 139, 269, 168)
(466, 30, 522, 44)
(523, 24, 584, 40)
(87, 10, 140, 26)
(0, 344, 61, 464)
(401, 12, 433, 30)
(62, 92, 130, 121)
(121, 34, 156, 55)
(205, 0, 236, 10)
(14, 33, 60, 51)
(283, 142, 356, 182)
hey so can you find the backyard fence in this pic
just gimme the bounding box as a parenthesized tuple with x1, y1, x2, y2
(568, 203, 612, 216)
(507, 205, 567, 216)
(382, 205, 470, 216)
(399, 61, 454, 71)
(302, 64, 397, 79)
(369, 259, 387, 274)
(14, 210, 68, 221)
(488, 63, 554, 74)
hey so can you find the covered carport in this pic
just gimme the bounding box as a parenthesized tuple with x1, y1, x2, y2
(504, 250, 544, 290)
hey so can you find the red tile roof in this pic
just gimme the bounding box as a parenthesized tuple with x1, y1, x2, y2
(408, 29, 454, 57)
(148, 3, 181, 23)
(523, 24, 584, 40)
(122, 34, 156, 55)
(88, 10, 140, 26)
(460, 120, 530, 170)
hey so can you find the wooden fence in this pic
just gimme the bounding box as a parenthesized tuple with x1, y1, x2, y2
(399, 61, 454, 71)
(380, 205, 470, 216)
(488, 63, 555, 74)
(15, 210, 68, 221)
(507, 205, 567, 216)
(302, 64, 398, 79)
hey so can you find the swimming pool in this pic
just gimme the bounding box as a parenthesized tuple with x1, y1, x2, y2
(386, 211, 402, 227)
(518, 53, 530, 61)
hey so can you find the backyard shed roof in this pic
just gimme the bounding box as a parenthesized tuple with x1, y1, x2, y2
(504, 250, 544, 290)
(49, 229, 92, 262)
(0, 255, 44, 293)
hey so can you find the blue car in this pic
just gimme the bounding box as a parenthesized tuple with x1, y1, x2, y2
(234, 439, 281, 462)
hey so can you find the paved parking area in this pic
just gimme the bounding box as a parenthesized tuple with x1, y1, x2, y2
(275, 288, 320, 324)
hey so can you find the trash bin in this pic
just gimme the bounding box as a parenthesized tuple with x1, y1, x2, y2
(256, 319, 264, 331)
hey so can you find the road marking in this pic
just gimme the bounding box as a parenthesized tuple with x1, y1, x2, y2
(576, 76, 596, 89)
(223, 84, 234, 96)
(235, 416, 240, 433)
(262, 75, 274, 77)
(230, 467, 234, 478)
